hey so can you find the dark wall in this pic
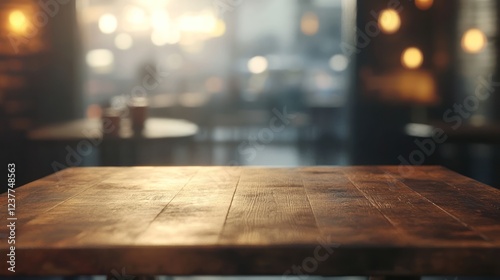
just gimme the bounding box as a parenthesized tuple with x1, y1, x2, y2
(1, 0, 80, 192)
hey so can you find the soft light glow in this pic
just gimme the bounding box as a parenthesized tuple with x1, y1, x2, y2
(166, 28, 181, 44)
(315, 72, 333, 90)
(114, 33, 133, 50)
(378, 9, 400, 34)
(179, 34, 194, 46)
(301, 12, 319, 36)
(165, 54, 183, 70)
(151, 28, 180, 46)
(461, 28, 487, 53)
(125, 6, 146, 24)
(98, 14, 117, 34)
(329, 54, 349, 72)
(151, 10, 170, 30)
(401, 47, 424, 69)
(212, 19, 226, 37)
(123, 5, 148, 31)
(198, 12, 217, 33)
(178, 12, 217, 34)
(86, 49, 114, 68)
(9, 10, 29, 35)
(205, 76, 224, 93)
(179, 39, 204, 53)
(415, 0, 434, 10)
(361, 70, 438, 104)
(248, 56, 268, 74)
(151, 30, 168, 46)
(156, 0, 170, 7)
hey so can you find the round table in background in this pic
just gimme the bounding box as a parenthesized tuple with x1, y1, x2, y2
(28, 117, 199, 165)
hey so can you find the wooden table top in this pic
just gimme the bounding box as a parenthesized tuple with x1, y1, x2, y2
(1, 166, 500, 276)
(28, 118, 199, 141)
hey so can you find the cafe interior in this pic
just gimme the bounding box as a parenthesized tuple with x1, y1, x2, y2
(1, 0, 499, 193)
(1, 0, 500, 279)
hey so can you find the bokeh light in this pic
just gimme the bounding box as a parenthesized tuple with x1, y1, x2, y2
(98, 14, 118, 34)
(329, 54, 349, 72)
(151, 30, 169, 46)
(114, 33, 133, 50)
(301, 12, 319, 36)
(415, 0, 434, 10)
(212, 19, 226, 37)
(125, 6, 146, 24)
(123, 6, 148, 31)
(401, 47, 424, 69)
(178, 11, 217, 34)
(151, 10, 170, 30)
(248, 56, 269, 74)
(86, 49, 114, 68)
(9, 10, 29, 35)
(167, 28, 181, 44)
(461, 28, 487, 53)
(378, 9, 400, 34)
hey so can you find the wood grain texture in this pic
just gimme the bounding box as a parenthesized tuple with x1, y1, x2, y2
(1, 166, 499, 276)
(219, 168, 321, 244)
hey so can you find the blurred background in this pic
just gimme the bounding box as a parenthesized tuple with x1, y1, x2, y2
(1, 0, 500, 192)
